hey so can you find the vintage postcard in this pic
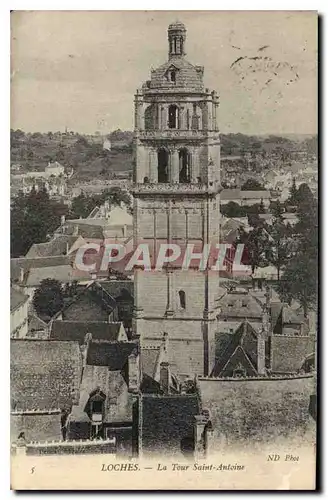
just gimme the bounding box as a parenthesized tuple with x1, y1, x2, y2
(10, 10, 318, 490)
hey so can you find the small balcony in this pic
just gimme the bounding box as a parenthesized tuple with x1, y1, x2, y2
(136, 129, 209, 141)
(131, 181, 221, 196)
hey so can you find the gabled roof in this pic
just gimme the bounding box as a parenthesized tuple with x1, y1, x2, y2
(98, 280, 134, 300)
(219, 345, 258, 378)
(218, 289, 263, 319)
(11, 340, 82, 411)
(69, 365, 134, 424)
(86, 340, 138, 370)
(212, 320, 259, 377)
(50, 320, 127, 343)
(28, 313, 48, 332)
(141, 346, 160, 379)
(24, 264, 75, 287)
(25, 235, 84, 258)
(59, 281, 117, 318)
(10, 287, 28, 312)
(11, 255, 73, 282)
(241, 190, 270, 199)
(107, 205, 133, 226)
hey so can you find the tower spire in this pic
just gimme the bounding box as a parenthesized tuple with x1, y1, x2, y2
(168, 21, 186, 58)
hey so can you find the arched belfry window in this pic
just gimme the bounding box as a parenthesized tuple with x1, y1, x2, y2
(168, 105, 179, 129)
(179, 148, 191, 183)
(144, 104, 155, 130)
(158, 148, 169, 183)
(170, 70, 176, 83)
(179, 290, 186, 309)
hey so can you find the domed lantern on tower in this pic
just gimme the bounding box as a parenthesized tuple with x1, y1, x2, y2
(168, 20, 187, 58)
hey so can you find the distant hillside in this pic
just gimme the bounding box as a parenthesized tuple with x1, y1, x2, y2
(10, 129, 134, 181)
(11, 129, 317, 183)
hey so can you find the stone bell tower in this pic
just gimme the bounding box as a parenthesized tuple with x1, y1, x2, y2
(132, 21, 221, 378)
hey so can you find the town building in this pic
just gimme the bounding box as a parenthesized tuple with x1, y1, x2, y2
(10, 287, 29, 338)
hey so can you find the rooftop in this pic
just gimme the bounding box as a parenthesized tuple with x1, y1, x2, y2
(11, 340, 82, 411)
(10, 287, 28, 312)
(50, 320, 127, 343)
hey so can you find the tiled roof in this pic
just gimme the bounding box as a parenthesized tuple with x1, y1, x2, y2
(218, 290, 263, 319)
(60, 283, 117, 317)
(87, 340, 138, 370)
(220, 189, 241, 201)
(148, 56, 204, 91)
(11, 340, 82, 411)
(24, 264, 75, 287)
(141, 394, 201, 455)
(50, 320, 125, 343)
(271, 335, 315, 373)
(141, 347, 160, 379)
(25, 235, 83, 258)
(220, 189, 270, 201)
(241, 190, 270, 199)
(11, 255, 73, 282)
(282, 305, 304, 325)
(212, 321, 258, 376)
(99, 280, 134, 300)
(28, 313, 48, 332)
(10, 287, 28, 312)
(63, 218, 112, 239)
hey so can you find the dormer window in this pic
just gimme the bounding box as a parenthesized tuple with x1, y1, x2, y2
(233, 366, 246, 378)
(170, 70, 176, 83)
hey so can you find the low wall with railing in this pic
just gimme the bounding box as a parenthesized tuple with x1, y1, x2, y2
(12, 437, 116, 456)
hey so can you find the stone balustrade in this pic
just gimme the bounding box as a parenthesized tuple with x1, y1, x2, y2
(132, 182, 220, 195)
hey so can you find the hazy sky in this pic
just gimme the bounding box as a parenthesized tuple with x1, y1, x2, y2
(11, 10, 317, 135)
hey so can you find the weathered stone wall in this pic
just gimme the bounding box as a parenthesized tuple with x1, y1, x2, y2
(11, 412, 62, 443)
(198, 375, 315, 446)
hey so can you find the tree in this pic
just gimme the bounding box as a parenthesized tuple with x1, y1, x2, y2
(267, 203, 293, 280)
(289, 177, 298, 205)
(295, 183, 314, 207)
(236, 226, 270, 274)
(221, 201, 245, 218)
(277, 254, 317, 317)
(277, 192, 318, 316)
(259, 198, 266, 214)
(241, 178, 265, 191)
(33, 279, 64, 319)
(11, 187, 61, 257)
(69, 193, 96, 219)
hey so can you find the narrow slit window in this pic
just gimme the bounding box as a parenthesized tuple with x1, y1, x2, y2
(179, 290, 186, 309)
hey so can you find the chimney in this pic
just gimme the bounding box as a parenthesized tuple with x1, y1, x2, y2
(80, 332, 92, 371)
(19, 267, 24, 283)
(265, 284, 271, 310)
(104, 200, 110, 218)
(160, 361, 170, 394)
(128, 348, 140, 393)
(193, 415, 208, 460)
(258, 307, 269, 375)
